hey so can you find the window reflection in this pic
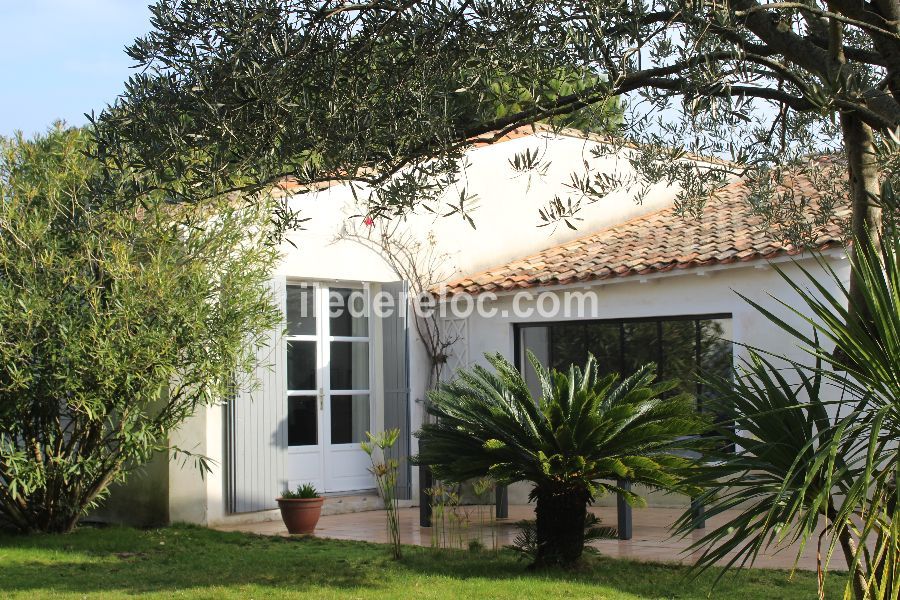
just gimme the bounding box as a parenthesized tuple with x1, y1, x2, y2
(662, 320, 698, 398)
(329, 288, 368, 337)
(330, 394, 370, 444)
(622, 321, 658, 376)
(288, 397, 317, 446)
(287, 341, 316, 390)
(521, 316, 734, 435)
(330, 341, 369, 390)
(286, 284, 316, 336)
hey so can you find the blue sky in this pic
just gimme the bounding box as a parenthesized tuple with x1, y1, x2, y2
(0, 1, 153, 138)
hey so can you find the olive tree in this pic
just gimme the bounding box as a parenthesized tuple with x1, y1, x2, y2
(91, 1, 899, 368)
(95, 0, 897, 243)
(0, 126, 281, 533)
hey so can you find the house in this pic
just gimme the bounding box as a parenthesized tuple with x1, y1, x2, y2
(96, 126, 848, 527)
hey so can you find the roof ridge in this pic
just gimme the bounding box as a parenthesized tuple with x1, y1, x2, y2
(279, 125, 741, 195)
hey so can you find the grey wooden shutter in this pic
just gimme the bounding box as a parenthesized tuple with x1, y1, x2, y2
(381, 281, 411, 500)
(226, 277, 287, 513)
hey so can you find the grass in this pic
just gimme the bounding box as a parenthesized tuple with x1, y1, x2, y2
(0, 524, 846, 599)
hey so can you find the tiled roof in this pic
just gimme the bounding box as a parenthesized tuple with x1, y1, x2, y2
(442, 176, 847, 295)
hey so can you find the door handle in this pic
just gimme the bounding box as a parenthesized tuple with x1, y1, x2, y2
(318, 387, 324, 411)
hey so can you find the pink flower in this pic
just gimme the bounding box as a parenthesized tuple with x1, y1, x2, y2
(363, 216, 375, 228)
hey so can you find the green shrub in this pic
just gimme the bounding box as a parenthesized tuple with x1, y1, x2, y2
(0, 127, 281, 533)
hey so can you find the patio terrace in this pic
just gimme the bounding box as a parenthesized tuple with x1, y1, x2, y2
(215, 504, 846, 572)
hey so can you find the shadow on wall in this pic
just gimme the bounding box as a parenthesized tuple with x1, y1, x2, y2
(87, 450, 170, 528)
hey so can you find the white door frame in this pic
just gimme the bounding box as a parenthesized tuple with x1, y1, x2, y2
(285, 281, 375, 494)
(285, 282, 325, 492)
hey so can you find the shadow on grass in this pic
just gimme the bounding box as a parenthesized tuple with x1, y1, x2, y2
(0, 525, 847, 599)
(0, 527, 380, 596)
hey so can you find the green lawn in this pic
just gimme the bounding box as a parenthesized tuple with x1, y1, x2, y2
(0, 525, 844, 599)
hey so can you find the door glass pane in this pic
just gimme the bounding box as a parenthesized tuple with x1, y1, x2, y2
(330, 341, 369, 390)
(699, 318, 734, 451)
(699, 319, 733, 406)
(699, 319, 732, 379)
(330, 394, 370, 444)
(520, 326, 550, 399)
(551, 322, 622, 376)
(329, 288, 368, 337)
(287, 341, 316, 390)
(288, 397, 317, 446)
(286, 284, 316, 336)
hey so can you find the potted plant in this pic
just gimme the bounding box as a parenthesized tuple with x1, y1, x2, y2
(277, 483, 323, 534)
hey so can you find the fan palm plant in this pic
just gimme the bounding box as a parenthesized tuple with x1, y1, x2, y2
(414, 352, 707, 567)
(675, 223, 899, 600)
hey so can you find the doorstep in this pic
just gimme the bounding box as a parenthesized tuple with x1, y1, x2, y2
(321, 490, 383, 516)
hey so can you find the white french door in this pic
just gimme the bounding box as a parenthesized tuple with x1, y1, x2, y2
(284, 282, 375, 494)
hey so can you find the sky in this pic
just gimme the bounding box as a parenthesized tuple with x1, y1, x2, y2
(0, 1, 153, 138)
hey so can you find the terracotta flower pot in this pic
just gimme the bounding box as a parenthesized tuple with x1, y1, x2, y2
(277, 497, 324, 534)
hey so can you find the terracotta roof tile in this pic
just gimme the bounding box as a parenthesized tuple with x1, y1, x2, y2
(441, 177, 847, 295)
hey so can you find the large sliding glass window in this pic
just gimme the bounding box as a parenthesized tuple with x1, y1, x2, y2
(519, 315, 733, 423)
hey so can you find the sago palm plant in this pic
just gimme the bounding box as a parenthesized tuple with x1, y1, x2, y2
(414, 352, 707, 567)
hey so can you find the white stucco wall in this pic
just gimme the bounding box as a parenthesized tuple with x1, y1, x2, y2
(462, 254, 850, 370)
(278, 131, 686, 283)
(168, 403, 216, 524)
(269, 131, 698, 509)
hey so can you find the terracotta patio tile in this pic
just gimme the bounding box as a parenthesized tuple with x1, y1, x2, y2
(215, 505, 850, 572)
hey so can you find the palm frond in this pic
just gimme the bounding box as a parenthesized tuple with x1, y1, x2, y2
(677, 229, 899, 599)
(414, 352, 707, 496)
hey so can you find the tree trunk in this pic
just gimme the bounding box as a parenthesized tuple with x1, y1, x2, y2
(837, 104, 891, 600)
(533, 486, 590, 567)
(840, 111, 883, 314)
(837, 525, 871, 600)
(870, 472, 898, 600)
